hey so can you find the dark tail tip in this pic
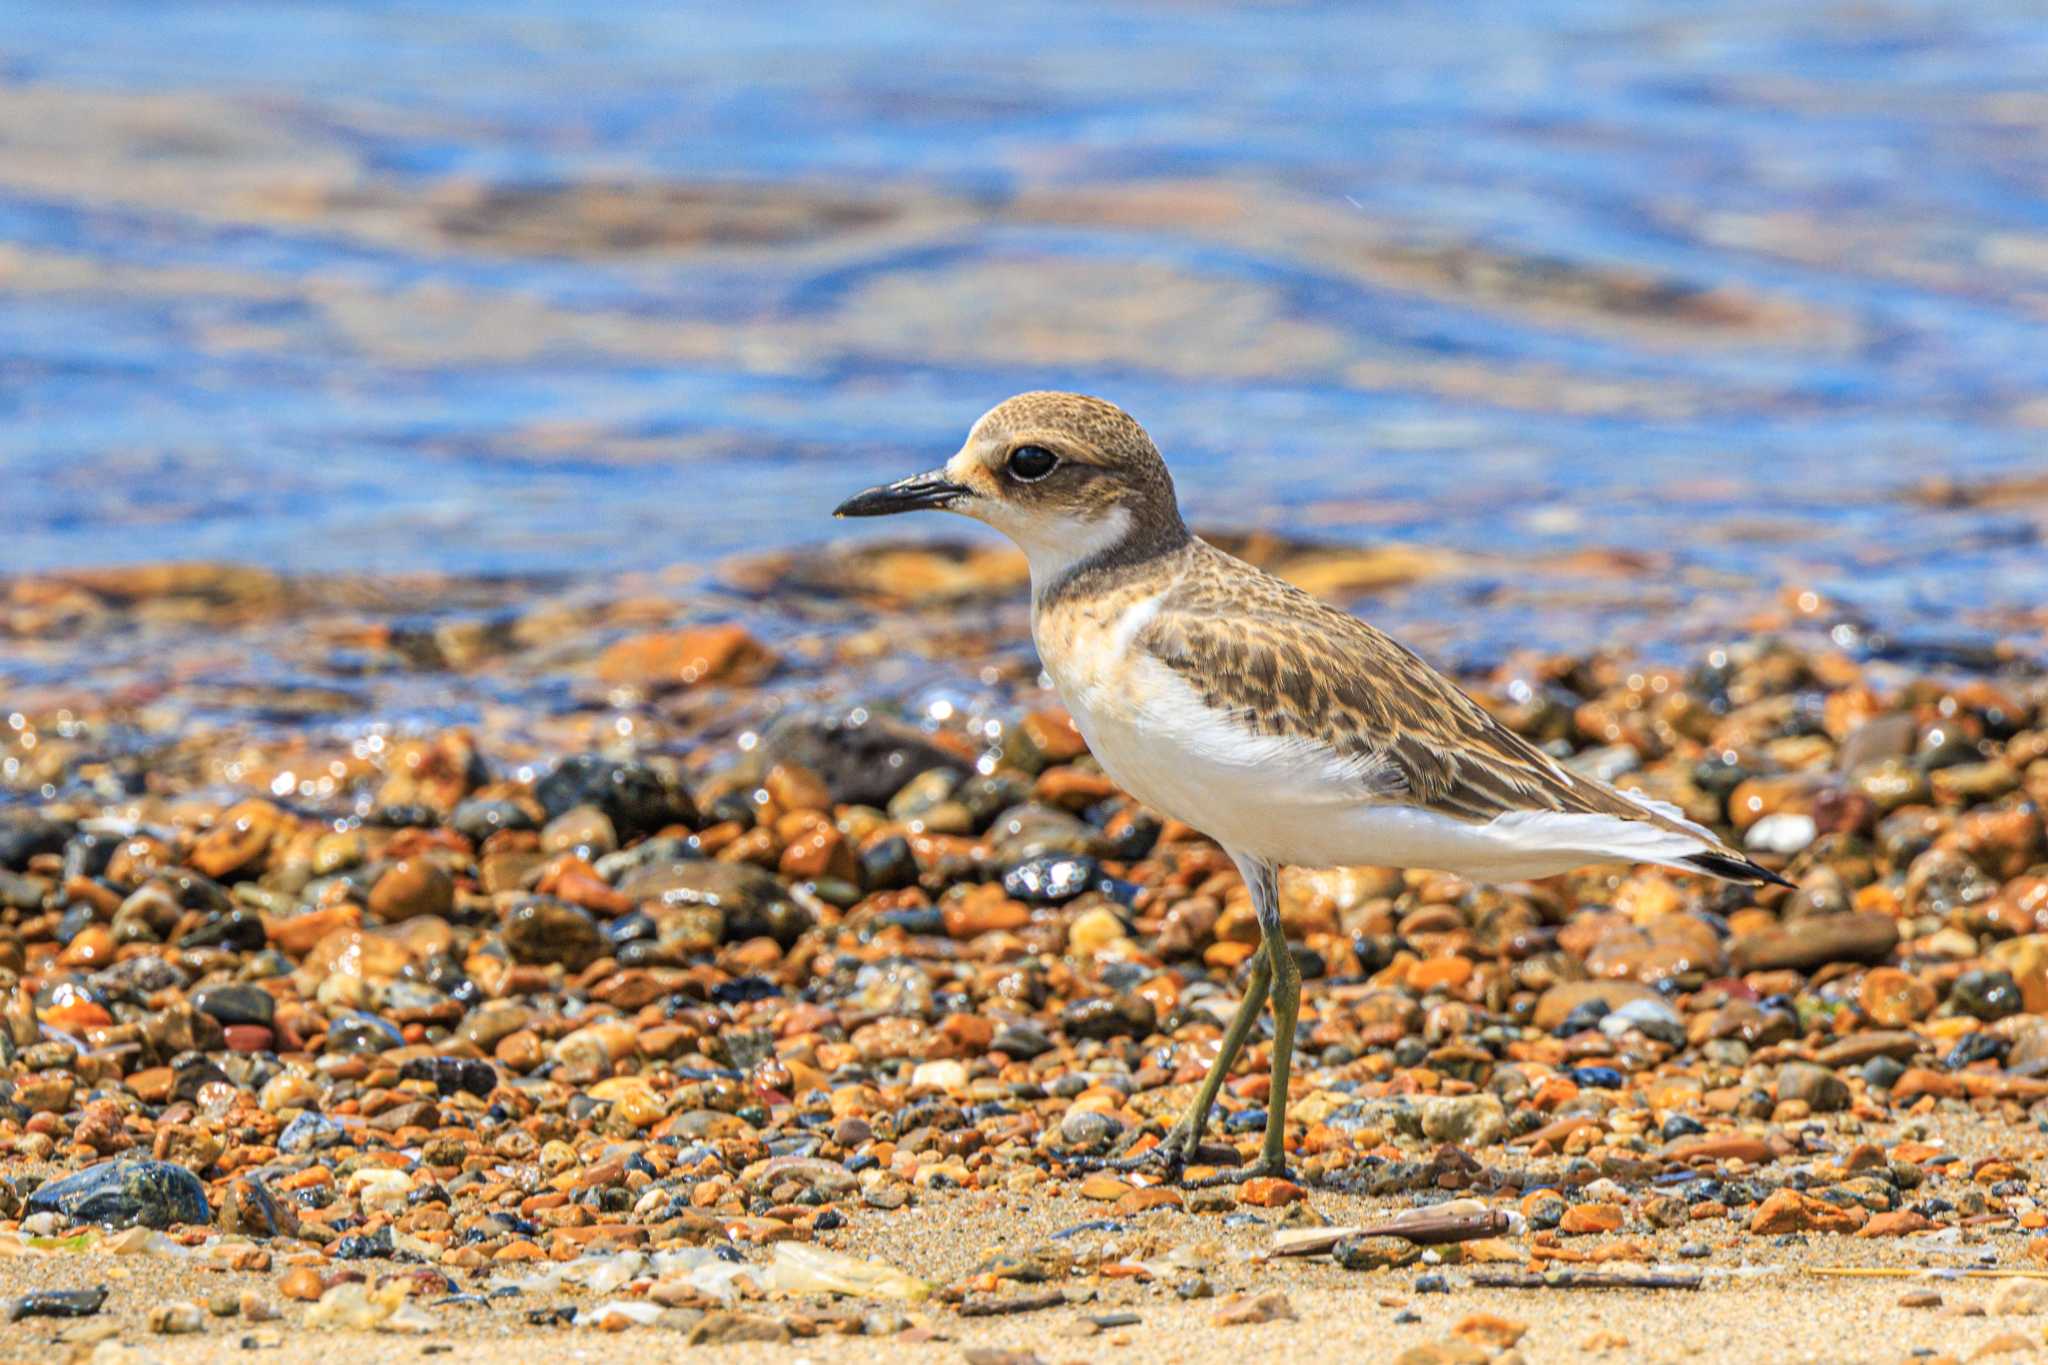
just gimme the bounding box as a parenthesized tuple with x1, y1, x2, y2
(1684, 851, 1795, 890)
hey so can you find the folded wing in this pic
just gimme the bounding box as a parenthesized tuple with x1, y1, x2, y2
(1139, 543, 1788, 887)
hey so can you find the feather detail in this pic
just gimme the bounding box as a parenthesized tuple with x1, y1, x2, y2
(1127, 538, 1761, 871)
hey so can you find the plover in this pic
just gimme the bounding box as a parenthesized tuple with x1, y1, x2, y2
(835, 391, 1788, 1182)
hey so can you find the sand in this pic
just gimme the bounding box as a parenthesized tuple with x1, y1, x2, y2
(3, 1111, 2036, 1365)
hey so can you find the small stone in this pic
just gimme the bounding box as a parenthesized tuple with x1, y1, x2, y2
(218, 1175, 297, 1239)
(1641, 1194, 1688, 1229)
(1237, 1177, 1305, 1208)
(367, 857, 455, 921)
(450, 798, 538, 842)
(1974, 1331, 2035, 1358)
(1745, 811, 1816, 854)
(1950, 969, 2024, 1021)
(991, 1024, 1054, 1060)
(279, 1268, 325, 1302)
(1420, 1093, 1506, 1147)
(762, 708, 970, 807)
(1992, 1280, 2048, 1315)
(1749, 1188, 1867, 1235)
(1777, 1061, 1850, 1113)
(617, 859, 812, 945)
(1532, 980, 1663, 1032)
(149, 1301, 206, 1335)
(1078, 1173, 1132, 1201)
(1662, 1133, 1775, 1165)
(1453, 1312, 1527, 1348)
(535, 754, 698, 839)
(1899, 1290, 1943, 1308)
(1858, 967, 1936, 1025)
(1067, 905, 1130, 955)
(1333, 1236, 1420, 1271)
(503, 896, 603, 969)
(1395, 1342, 1490, 1365)
(1058, 994, 1155, 1040)
(1003, 854, 1099, 904)
(1858, 1210, 1936, 1238)
(189, 800, 284, 879)
(1059, 1109, 1120, 1149)
(1114, 1187, 1183, 1216)
(1727, 913, 1898, 972)
(596, 624, 776, 694)
(1559, 1203, 1624, 1235)
(685, 1311, 791, 1345)
(325, 1009, 403, 1053)
(1211, 1290, 1294, 1326)
(191, 983, 274, 1027)
(976, 1244, 1072, 1284)
(2, 1286, 108, 1321)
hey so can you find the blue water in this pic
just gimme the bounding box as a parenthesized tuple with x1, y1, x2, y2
(3, 0, 2046, 660)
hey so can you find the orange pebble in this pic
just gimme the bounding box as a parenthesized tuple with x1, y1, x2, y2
(1408, 956, 1473, 990)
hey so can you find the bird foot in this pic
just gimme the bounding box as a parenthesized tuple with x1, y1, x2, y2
(1071, 1125, 1240, 1181)
(1185, 1157, 1297, 1188)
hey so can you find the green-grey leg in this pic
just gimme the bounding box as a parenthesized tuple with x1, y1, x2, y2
(1186, 853, 1300, 1186)
(1255, 908, 1302, 1175)
(1167, 950, 1273, 1159)
(1099, 950, 1270, 1172)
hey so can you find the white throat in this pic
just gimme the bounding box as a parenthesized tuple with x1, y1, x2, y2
(1008, 506, 1134, 601)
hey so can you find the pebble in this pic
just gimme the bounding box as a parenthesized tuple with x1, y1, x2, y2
(1333, 1236, 1421, 1271)
(1777, 1061, 1851, 1112)
(28, 1159, 210, 1229)
(1211, 1290, 1294, 1326)
(3, 1286, 108, 1321)
(192, 982, 275, 1026)
(1002, 854, 1100, 904)
(1453, 1312, 1528, 1348)
(149, 1302, 206, 1334)
(367, 857, 456, 921)
(1420, 1093, 1506, 1146)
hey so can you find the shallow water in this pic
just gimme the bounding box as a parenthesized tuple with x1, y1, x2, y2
(3, 0, 2047, 676)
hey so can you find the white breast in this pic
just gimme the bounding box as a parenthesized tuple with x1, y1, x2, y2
(1038, 593, 1394, 859)
(1037, 600, 1721, 881)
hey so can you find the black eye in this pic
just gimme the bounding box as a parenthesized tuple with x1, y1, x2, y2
(1005, 445, 1059, 482)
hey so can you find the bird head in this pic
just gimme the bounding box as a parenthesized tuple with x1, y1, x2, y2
(833, 391, 1187, 587)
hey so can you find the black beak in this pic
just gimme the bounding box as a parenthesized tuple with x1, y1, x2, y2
(833, 469, 968, 518)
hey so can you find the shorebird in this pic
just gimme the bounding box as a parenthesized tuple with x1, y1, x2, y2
(834, 392, 1788, 1183)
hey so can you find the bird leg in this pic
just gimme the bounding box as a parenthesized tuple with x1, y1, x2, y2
(1187, 863, 1301, 1187)
(1087, 952, 1270, 1175)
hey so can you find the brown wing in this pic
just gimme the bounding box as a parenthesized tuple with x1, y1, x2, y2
(1139, 541, 1771, 878)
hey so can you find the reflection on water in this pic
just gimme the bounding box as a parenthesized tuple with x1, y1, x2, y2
(2, 1, 2045, 700)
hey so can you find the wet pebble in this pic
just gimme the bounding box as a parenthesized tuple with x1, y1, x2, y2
(29, 1160, 210, 1229)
